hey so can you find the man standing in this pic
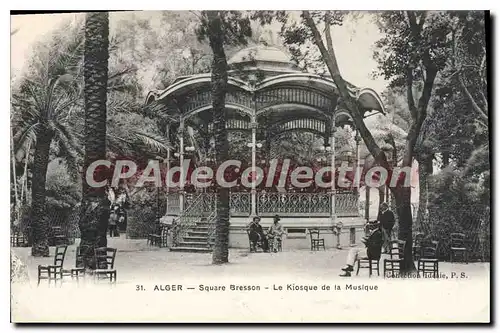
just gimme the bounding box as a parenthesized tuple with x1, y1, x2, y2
(339, 221, 383, 277)
(267, 215, 284, 252)
(108, 205, 119, 237)
(377, 202, 395, 253)
(247, 216, 269, 252)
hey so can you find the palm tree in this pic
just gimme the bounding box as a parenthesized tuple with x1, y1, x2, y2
(79, 12, 110, 269)
(11, 22, 84, 257)
(205, 11, 231, 264)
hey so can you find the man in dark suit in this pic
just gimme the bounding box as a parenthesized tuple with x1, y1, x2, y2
(377, 202, 396, 253)
(247, 216, 269, 252)
(339, 221, 383, 277)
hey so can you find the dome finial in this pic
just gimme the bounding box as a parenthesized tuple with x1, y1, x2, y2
(258, 30, 273, 46)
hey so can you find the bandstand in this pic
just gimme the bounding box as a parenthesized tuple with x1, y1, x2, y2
(146, 46, 385, 252)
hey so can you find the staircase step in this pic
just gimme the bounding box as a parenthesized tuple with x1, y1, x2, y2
(183, 236, 208, 242)
(188, 231, 209, 237)
(179, 241, 209, 248)
(170, 246, 212, 253)
(192, 227, 209, 232)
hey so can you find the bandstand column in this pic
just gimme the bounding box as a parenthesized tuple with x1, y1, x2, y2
(250, 118, 257, 217)
(178, 120, 185, 212)
(355, 131, 361, 208)
(330, 121, 336, 223)
(165, 125, 171, 214)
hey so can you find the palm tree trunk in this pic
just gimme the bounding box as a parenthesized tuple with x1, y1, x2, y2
(416, 156, 432, 233)
(31, 131, 53, 257)
(79, 12, 110, 269)
(10, 124, 19, 222)
(207, 11, 230, 264)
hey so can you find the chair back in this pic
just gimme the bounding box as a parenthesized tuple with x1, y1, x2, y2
(75, 246, 85, 268)
(388, 240, 406, 260)
(53, 245, 68, 267)
(95, 247, 117, 269)
(309, 229, 321, 240)
(421, 240, 439, 259)
(413, 233, 425, 246)
(450, 233, 466, 248)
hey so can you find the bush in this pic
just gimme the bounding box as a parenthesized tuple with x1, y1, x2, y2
(425, 169, 490, 262)
(126, 188, 160, 239)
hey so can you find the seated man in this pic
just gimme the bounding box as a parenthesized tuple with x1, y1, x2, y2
(247, 216, 269, 252)
(267, 215, 284, 252)
(339, 221, 383, 277)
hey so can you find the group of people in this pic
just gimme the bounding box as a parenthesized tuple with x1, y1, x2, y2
(108, 204, 127, 237)
(339, 202, 396, 277)
(247, 214, 284, 253)
(245, 202, 396, 263)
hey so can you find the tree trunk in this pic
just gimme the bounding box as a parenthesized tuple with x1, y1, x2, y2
(303, 11, 437, 272)
(378, 186, 385, 206)
(10, 124, 19, 215)
(79, 12, 110, 269)
(394, 186, 414, 271)
(442, 151, 450, 169)
(364, 186, 370, 221)
(30, 130, 53, 257)
(416, 157, 432, 233)
(207, 11, 230, 264)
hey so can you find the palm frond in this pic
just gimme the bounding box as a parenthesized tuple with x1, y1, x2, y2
(129, 131, 173, 153)
(13, 122, 39, 161)
(55, 133, 81, 180)
(46, 21, 85, 81)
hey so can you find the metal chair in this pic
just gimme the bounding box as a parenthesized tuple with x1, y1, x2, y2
(384, 240, 406, 278)
(418, 240, 439, 278)
(309, 229, 325, 251)
(93, 247, 117, 283)
(450, 233, 468, 264)
(38, 245, 67, 286)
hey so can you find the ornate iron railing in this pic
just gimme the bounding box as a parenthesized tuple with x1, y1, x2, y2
(335, 190, 359, 217)
(230, 192, 251, 216)
(257, 192, 331, 216)
(206, 209, 218, 250)
(171, 193, 216, 247)
(166, 193, 180, 215)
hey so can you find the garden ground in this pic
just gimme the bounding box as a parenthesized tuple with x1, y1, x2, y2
(11, 234, 490, 323)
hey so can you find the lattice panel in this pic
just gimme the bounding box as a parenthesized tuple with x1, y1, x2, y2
(257, 193, 331, 215)
(336, 191, 359, 217)
(183, 90, 253, 115)
(230, 192, 251, 215)
(272, 118, 326, 135)
(256, 88, 331, 111)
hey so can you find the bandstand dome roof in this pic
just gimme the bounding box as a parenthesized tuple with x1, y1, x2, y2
(145, 45, 386, 125)
(227, 45, 300, 72)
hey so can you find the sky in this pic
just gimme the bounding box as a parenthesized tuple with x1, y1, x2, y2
(10, 11, 389, 95)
